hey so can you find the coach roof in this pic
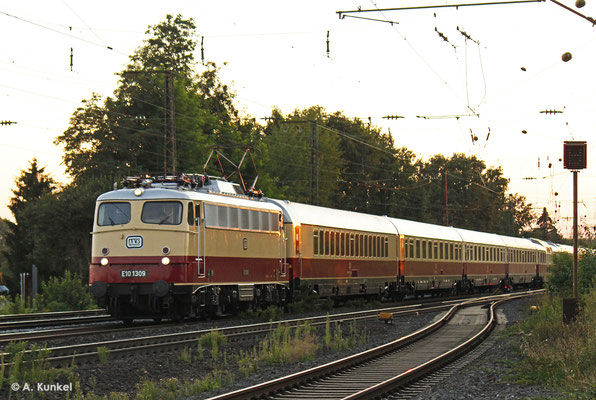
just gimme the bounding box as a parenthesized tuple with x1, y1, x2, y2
(268, 199, 398, 234)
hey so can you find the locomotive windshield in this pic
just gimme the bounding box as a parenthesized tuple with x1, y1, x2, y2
(141, 201, 183, 225)
(97, 202, 131, 226)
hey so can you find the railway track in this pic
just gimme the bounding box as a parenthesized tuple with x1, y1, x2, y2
(0, 291, 520, 345)
(0, 308, 106, 323)
(0, 309, 111, 331)
(0, 299, 461, 372)
(206, 291, 538, 400)
(0, 290, 541, 377)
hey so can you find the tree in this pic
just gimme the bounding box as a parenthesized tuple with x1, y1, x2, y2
(3, 159, 55, 288)
(412, 153, 533, 234)
(18, 177, 112, 281)
(55, 14, 252, 181)
(261, 107, 344, 206)
(527, 207, 562, 242)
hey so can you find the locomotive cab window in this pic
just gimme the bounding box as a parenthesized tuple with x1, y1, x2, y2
(142, 201, 182, 225)
(97, 202, 131, 226)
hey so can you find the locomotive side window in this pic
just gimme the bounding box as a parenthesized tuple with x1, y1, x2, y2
(97, 202, 131, 226)
(142, 201, 182, 225)
(187, 202, 195, 226)
(240, 209, 250, 230)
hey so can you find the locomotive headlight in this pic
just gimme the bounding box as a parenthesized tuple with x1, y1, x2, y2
(100, 257, 109, 266)
(161, 257, 170, 265)
(134, 188, 144, 197)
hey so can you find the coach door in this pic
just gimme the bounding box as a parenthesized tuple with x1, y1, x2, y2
(280, 214, 287, 278)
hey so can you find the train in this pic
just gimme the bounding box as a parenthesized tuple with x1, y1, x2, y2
(89, 174, 567, 322)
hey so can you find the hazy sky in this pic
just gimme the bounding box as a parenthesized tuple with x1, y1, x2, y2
(1, 0, 595, 236)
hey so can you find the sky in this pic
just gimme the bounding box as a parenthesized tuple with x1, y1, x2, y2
(1, 0, 595, 237)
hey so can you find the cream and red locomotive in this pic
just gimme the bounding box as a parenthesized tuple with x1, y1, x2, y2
(89, 174, 555, 321)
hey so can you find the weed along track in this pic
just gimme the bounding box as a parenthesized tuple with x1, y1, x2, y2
(207, 292, 540, 400)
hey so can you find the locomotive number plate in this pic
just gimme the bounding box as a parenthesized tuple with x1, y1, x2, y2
(120, 270, 147, 278)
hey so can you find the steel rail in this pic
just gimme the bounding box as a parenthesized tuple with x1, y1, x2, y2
(0, 308, 107, 322)
(0, 315, 113, 330)
(206, 291, 539, 400)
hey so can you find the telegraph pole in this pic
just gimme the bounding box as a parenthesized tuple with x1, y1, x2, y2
(123, 70, 176, 177)
(262, 118, 319, 205)
(163, 70, 176, 176)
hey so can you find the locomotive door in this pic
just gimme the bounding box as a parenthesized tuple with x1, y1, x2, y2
(197, 202, 206, 278)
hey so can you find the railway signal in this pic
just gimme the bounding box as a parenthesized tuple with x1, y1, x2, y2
(563, 140, 587, 323)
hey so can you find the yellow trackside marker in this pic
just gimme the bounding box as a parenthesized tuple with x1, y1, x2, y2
(378, 312, 394, 324)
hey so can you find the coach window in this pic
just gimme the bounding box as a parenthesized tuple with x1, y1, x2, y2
(350, 234, 355, 256)
(98, 202, 131, 226)
(314, 230, 319, 256)
(339, 233, 344, 256)
(329, 232, 335, 256)
(374, 236, 378, 258)
(142, 201, 182, 225)
(421, 240, 427, 259)
(439, 243, 444, 260)
(324, 231, 330, 255)
(384, 237, 389, 258)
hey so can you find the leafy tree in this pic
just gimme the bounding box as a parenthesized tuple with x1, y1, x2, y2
(327, 112, 417, 217)
(261, 107, 345, 206)
(18, 176, 112, 281)
(413, 153, 532, 234)
(3, 159, 55, 288)
(55, 14, 253, 181)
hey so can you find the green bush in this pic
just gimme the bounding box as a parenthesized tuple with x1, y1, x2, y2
(547, 250, 596, 296)
(38, 270, 96, 311)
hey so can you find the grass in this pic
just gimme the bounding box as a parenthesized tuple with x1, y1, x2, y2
(0, 340, 76, 393)
(509, 289, 596, 399)
(97, 346, 110, 364)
